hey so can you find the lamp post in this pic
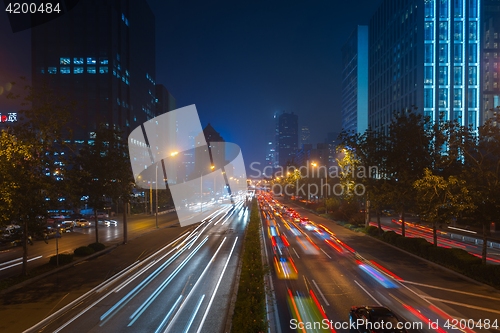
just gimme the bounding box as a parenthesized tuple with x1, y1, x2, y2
(311, 162, 328, 210)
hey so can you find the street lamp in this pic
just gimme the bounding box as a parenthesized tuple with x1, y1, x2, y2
(311, 161, 328, 209)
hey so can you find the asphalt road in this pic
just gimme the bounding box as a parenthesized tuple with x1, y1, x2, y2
(6, 199, 249, 333)
(0, 212, 179, 280)
(263, 196, 500, 333)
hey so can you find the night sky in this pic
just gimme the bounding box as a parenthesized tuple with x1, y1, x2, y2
(0, 0, 383, 171)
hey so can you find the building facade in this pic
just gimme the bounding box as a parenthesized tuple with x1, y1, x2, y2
(482, 0, 500, 123)
(341, 25, 369, 134)
(369, 0, 483, 132)
(276, 112, 298, 168)
(31, 0, 156, 142)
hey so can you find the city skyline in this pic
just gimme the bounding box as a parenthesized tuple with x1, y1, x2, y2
(0, 0, 384, 169)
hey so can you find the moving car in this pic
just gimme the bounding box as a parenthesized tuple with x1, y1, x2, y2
(349, 306, 408, 333)
(103, 219, 118, 226)
(74, 219, 91, 228)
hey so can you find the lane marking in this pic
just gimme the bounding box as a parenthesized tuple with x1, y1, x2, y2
(292, 247, 300, 259)
(403, 281, 500, 301)
(195, 237, 239, 333)
(420, 296, 500, 315)
(312, 280, 329, 306)
(354, 280, 381, 305)
(320, 248, 332, 259)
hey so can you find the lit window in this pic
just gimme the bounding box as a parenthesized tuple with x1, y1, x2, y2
(74, 67, 84, 74)
(99, 66, 108, 74)
(48, 67, 57, 74)
(87, 57, 96, 65)
(60, 57, 70, 65)
(87, 66, 96, 74)
(99, 57, 108, 65)
(60, 67, 70, 74)
(116, 53, 120, 61)
(74, 58, 84, 64)
(40, 68, 45, 74)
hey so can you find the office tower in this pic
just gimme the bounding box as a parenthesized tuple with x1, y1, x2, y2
(264, 139, 276, 177)
(31, 0, 156, 142)
(369, 0, 483, 133)
(276, 112, 298, 167)
(483, 0, 500, 122)
(301, 125, 311, 147)
(342, 25, 369, 134)
(155, 84, 176, 116)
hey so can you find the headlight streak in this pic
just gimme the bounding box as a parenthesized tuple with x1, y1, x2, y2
(287, 289, 306, 333)
(99, 235, 201, 324)
(195, 237, 239, 333)
(183, 294, 206, 333)
(188, 221, 213, 249)
(162, 237, 227, 333)
(358, 263, 398, 288)
(0, 255, 43, 271)
(126, 236, 209, 327)
(154, 295, 183, 333)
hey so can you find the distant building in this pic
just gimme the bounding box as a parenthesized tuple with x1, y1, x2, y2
(276, 112, 298, 167)
(341, 25, 369, 134)
(300, 125, 311, 147)
(195, 123, 225, 173)
(264, 140, 276, 177)
(31, 0, 156, 141)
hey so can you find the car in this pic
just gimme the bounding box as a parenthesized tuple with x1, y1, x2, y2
(349, 306, 407, 333)
(103, 219, 118, 226)
(61, 221, 74, 232)
(74, 219, 91, 228)
(97, 211, 109, 219)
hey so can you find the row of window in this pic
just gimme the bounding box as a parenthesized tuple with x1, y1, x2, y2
(424, 65, 478, 85)
(424, 87, 478, 108)
(46, 66, 109, 74)
(424, 43, 478, 64)
(424, 0, 478, 19)
(424, 21, 477, 41)
(60, 57, 108, 65)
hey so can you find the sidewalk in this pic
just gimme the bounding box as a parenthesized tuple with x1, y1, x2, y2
(0, 223, 190, 333)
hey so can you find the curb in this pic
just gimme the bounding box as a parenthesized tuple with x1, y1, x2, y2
(0, 244, 119, 296)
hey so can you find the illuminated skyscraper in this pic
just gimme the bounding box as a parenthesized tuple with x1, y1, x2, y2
(369, 0, 483, 132)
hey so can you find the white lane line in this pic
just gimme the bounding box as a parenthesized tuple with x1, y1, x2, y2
(183, 295, 205, 333)
(312, 280, 329, 306)
(403, 281, 500, 301)
(354, 280, 381, 305)
(154, 295, 183, 333)
(0, 255, 43, 271)
(292, 247, 300, 259)
(195, 237, 239, 333)
(320, 248, 332, 259)
(163, 237, 228, 333)
(420, 296, 500, 315)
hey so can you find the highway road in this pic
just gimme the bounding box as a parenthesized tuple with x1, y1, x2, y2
(261, 195, 500, 333)
(0, 212, 180, 280)
(22, 198, 249, 333)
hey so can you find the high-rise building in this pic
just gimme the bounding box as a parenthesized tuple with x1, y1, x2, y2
(369, 0, 483, 133)
(31, 0, 156, 141)
(155, 84, 176, 116)
(341, 25, 369, 134)
(264, 139, 276, 177)
(482, 0, 500, 122)
(300, 125, 311, 147)
(276, 112, 298, 167)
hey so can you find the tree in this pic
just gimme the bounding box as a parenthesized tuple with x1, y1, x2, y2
(459, 111, 500, 263)
(414, 168, 474, 246)
(3, 80, 73, 276)
(385, 110, 433, 237)
(68, 124, 133, 244)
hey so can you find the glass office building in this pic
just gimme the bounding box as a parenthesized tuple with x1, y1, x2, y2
(369, 0, 483, 132)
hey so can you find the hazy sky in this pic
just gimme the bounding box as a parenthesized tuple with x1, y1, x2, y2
(0, 0, 383, 169)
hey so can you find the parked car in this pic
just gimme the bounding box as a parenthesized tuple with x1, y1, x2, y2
(97, 211, 109, 219)
(74, 219, 91, 228)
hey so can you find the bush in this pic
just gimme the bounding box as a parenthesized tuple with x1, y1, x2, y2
(366, 226, 382, 237)
(316, 207, 326, 214)
(49, 253, 73, 265)
(88, 242, 105, 252)
(74, 246, 95, 256)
